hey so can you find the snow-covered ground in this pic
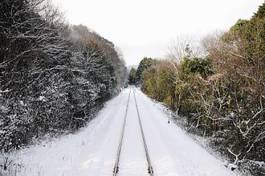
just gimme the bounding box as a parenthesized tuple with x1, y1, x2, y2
(4, 88, 241, 176)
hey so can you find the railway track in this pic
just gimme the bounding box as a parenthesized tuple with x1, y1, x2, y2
(113, 89, 131, 175)
(133, 89, 154, 176)
(113, 88, 154, 176)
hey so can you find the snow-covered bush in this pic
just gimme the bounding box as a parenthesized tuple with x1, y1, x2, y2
(0, 0, 126, 154)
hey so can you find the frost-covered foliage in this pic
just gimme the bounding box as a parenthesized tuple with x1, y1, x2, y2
(0, 0, 126, 154)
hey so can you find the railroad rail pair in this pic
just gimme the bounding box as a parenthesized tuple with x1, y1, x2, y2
(113, 88, 154, 176)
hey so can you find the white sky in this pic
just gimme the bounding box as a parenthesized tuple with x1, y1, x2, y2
(52, 0, 263, 66)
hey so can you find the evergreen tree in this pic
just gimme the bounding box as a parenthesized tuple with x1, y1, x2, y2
(128, 68, 137, 85)
(254, 2, 265, 18)
(135, 57, 155, 84)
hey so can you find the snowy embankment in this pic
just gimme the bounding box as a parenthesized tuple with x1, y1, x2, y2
(2, 88, 242, 176)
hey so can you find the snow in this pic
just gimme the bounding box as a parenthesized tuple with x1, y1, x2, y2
(134, 90, 239, 176)
(4, 88, 240, 176)
(118, 91, 149, 176)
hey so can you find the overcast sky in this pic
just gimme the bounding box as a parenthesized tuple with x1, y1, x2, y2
(52, 0, 263, 66)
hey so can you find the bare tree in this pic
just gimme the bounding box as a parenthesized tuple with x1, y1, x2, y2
(167, 35, 205, 62)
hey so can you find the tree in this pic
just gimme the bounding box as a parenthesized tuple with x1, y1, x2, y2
(128, 68, 136, 85)
(135, 57, 155, 84)
(141, 3, 265, 173)
(167, 36, 205, 62)
(0, 0, 126, 155)
(142, 60, 178, 109)
(254, 2, 265, 18)
(202, 5, 265, 173)
(180, 57, 213, 79)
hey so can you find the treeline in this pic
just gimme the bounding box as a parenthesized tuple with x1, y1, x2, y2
(0, 0, 126, 153)
(135, 3, 265, 175)
(128, 57, 154, 85)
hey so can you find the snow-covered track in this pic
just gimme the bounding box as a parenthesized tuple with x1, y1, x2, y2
(113, 88, 154, 176)
(7, 88, 238, 176)
(133, 89, 154, 176)
(113, 89, 131, 175)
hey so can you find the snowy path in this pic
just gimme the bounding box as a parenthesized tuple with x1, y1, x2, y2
(9, 88, 239, 176)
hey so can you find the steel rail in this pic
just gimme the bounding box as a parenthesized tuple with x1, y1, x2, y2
(113, 89, 131, 176)
(133, 89, 154, 176)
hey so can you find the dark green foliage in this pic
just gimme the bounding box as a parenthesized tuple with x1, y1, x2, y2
(254, 2, 265, 18)
(135, 57, 155, 84)
(180, 57, 213, 79)
(142, 60, 177, 109)
(128, 68, 137, 85)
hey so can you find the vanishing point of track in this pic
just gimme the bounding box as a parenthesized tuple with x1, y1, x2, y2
(113, 88, 154, 176)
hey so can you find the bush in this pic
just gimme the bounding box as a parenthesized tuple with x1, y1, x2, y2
(141, 4, 265, 172)
(0, 0, 126, 152)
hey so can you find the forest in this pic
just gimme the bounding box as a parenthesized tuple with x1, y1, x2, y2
(130, 3, 265, 175)
(0, 0, 126, 154)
